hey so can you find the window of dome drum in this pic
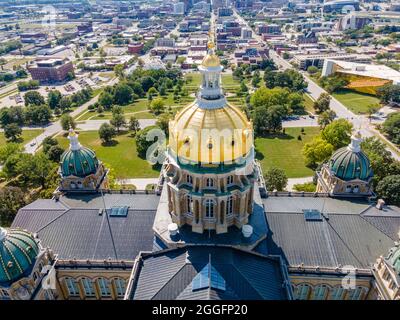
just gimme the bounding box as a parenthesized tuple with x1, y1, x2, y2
(207, 142, 213, 149)
(206, 178, 214, 188)
(205, 200, 214, 218)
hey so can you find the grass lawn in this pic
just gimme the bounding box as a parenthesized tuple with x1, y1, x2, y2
(56, 130, 160, 179)
(255, 127, 320, 178)
(0, 129, 44, 145)
(303, 94, 315, 114)
(332, 89, 380, 114)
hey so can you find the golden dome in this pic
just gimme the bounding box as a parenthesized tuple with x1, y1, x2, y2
(169, 102, 253, 164)
(201, 53, 221, 68)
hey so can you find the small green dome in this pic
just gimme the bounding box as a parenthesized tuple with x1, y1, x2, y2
(60, 130, 99, 178)
(0, 228, 39, 286)
(328, 133, 373, 181)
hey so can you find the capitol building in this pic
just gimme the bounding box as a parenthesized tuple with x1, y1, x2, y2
(1, 43, 400, 301)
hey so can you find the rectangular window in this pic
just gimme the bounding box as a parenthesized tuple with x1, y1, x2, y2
(114, 279, 126, 297)
(331, 286, 345, 300)
(348, 287, 363, 300)
(98, 278, 111, 297)
(65, 278, 79, 296)
(81, 278, 95, 297)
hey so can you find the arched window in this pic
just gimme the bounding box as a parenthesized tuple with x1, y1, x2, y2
(81, 278, 95, 297)
(331, 286, 345, 300)
(313, 284, 327, 300)
(186, 175, 193, 185)
(65, 277, 79, 297)
(227, 175, 234, 185)
(187, 195, 193, 213)
(205, 200, 214, 218)
(206, 178, 214, 188)
(226, 196, 233, 215)
(97, 278, 111, 297)
(114, 278, 126, 297)
(348, 287, 365, 300)
(294, 284, 310, 300)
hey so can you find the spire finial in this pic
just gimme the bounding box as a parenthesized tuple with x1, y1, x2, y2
(68, 127, 81, 151)
(348, 130, 362, 153)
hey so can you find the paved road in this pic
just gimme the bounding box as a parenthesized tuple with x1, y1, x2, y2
(286, 177, 314, 191)
(116, 178, 158, 190)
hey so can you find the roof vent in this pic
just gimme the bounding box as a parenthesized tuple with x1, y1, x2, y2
(376, 199, 385, 210)
(242, 224, 253, 238)
(168, 223, 178, 236)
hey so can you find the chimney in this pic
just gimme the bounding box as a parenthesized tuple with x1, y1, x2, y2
(168, 223, 178, 237)
(376, 199, 385, 210)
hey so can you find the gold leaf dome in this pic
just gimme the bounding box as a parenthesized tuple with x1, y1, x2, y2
(169, 102, 253, 164)
(201, 53, 221, 68)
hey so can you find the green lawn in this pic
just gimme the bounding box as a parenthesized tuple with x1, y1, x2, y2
(332, 89, 380, 114)
(303, 94, 315, 114)
(56, 130, 160, 179)
(255, 127, 320, 178)
(0, 129, 44, 145)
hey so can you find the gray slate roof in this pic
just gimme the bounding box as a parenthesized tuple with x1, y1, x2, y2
(12, 193, 160, 260)
(129, 246, 290, 300)
(264, 196, 400, 269)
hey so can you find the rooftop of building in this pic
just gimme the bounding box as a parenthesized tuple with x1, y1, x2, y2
(127, 245, 291, 300)
(329, 59, 400, 84)
(11, 192, 161, 261)
(263, 195, 400, 270)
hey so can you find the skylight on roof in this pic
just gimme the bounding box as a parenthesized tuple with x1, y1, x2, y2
(303, 209, 323, 221)
(192, 263, 226, 292)
(108, 206, 129, 217)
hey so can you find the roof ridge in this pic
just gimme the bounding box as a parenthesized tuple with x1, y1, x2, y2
(358, 212, 398, 241)
(35, 208, 71, 233)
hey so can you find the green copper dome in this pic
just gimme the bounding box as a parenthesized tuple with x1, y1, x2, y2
(328, 133, 372, 181)
(0, 228, 39, 286)
(60, 129, 99, 178)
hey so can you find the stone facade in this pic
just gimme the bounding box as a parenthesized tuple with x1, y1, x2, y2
(165, 164, 255, 234)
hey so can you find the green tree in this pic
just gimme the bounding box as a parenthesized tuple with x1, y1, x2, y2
(128, 116, 140, 135)
(307, 66, 319, 74)
(382, 112, 400, 144)
(136, 126, 156, 158)
(16, 153, 56, 188)
(98, 91, 114, 110)
(98, 123, 116, 143)
(313, 93, 331, 114)
(376, 175, 400, 206)
(149, 98, 165, 115)
(47, 90, 62, 109)
(156, 113, 172, 136)
(318, 110, 336, 128)
(59, 96, 72, 112)
(113, 83, 133, 105)
(24, 91, 45, 106)
(4, 123, 22, 142)
(0, 187, 27, 226)
(302, 136, 334, 167)
(264, 167, 288, 191)
(321, 119, 353, 149)
(42, 136, 59, 154)
(24, 104, 52, 125)
(110, 106, 126, 132)
(0, 143, 22, 164)
(114, 64, 125, 78)
(46, 145, 65, 162)
(60, 114, 76, 131)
